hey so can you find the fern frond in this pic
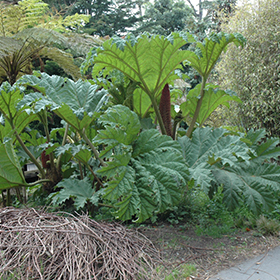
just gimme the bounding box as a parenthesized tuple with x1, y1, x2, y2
(13, 28, 67, 46)
(17, 0, 49, 31)
(0, 0, 49, 36)
(0, 37, 23, 56)
(40, 13, 90, 33)
(0, 3, 23, 36)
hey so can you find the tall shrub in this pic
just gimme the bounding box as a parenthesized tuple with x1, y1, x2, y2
(217, 0, 280, 136)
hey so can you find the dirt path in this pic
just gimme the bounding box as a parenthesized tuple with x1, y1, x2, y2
(139, 223, 280, 279)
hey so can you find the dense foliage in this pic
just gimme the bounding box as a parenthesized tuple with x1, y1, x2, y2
(82, 31, 245, 138)
(179, 127, 280, 214)
(1, 29, 280, 225)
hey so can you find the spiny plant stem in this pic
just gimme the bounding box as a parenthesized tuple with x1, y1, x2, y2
(81, 131, 107, 167)
(14, 131, 46, 179)
(151, 96, 167, 135)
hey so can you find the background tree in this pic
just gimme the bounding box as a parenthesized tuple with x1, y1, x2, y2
(137, 0, 237, 38)
(59, 0, 142, 37)
(216, 0, 280, 137)
(136, 0, 194, 35)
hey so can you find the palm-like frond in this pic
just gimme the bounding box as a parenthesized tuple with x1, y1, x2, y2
(64, 33, 107, 57)
(0, 38, 45, 84)
(13, 28, 67, 46)
(0, 0, 104, 84)
(0, 28, 83, 83)
(0, 37, 23, 56)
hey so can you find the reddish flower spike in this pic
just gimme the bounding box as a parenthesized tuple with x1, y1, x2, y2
(159, 84, 173, 138)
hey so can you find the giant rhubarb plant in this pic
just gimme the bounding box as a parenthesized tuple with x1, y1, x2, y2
(83, 32, 245, 138)
(0, 73, 109, 199)
(17, 72, 109, 167)
(82, 32, 195, 135)
(13, 73, 188, 222)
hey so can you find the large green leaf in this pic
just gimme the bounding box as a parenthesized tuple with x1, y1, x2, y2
(135, 147, 188, 211)
(89, 32, 195, 98)
(50, 178, 97, 209)
(245, 129, 280, 163)
(99, 139, 189, 223)
(0, 82, 38, 139)
(132, 88, 154, 118)
(97, 105, 141, 144)
(98, 153, 134, 200)
(0, 140, 27, 190)
(180, 84, 242, 126)
(17, 73, 109, 132)
(178, 127, 251, 191)
(0, 82, 24, 119)
(113, 160, 157, 223)
(94, 105, 141, 157)
(132, 129, 179, 157)
(55, 144, 92, 165)
(213, 162, 280, 214)
(114, 187, 155, 223)
(185, 32, 246, 79)
(16, 72, 66, 95)
(94, 106, 189, 222)
(179, 126, 280, 214)
(179, 127, 250, 167)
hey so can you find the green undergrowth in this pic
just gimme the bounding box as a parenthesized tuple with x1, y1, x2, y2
(149, 186, 280, 238)
(156, 263, 196, 280)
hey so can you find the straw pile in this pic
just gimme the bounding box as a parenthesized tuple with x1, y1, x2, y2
(0, 207, 159, 279)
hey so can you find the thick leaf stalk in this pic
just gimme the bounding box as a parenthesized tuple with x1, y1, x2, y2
(159, 84, 173, 138)
(186, 77, 206, 138)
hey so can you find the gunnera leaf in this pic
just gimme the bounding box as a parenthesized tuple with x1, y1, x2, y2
(96, 110, 189, 222)
(178, 127, 251, 192)
(50, 178, 97, 209)
(93, 106, 189, 222)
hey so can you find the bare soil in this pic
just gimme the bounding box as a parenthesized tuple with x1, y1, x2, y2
(138, 223, 280, 279)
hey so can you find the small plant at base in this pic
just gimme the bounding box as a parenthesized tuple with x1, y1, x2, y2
(233, 206, 256, 229)
(256, 215, 280, 236)
(192, 187, 236, 237)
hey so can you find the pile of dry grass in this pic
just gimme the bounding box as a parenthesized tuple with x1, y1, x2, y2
(0, 207, 159, 279)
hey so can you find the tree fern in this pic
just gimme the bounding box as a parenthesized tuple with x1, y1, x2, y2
(0, 1, 96, 83)
(0, 28, 81, 83)
(40, 47, 81, 80)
